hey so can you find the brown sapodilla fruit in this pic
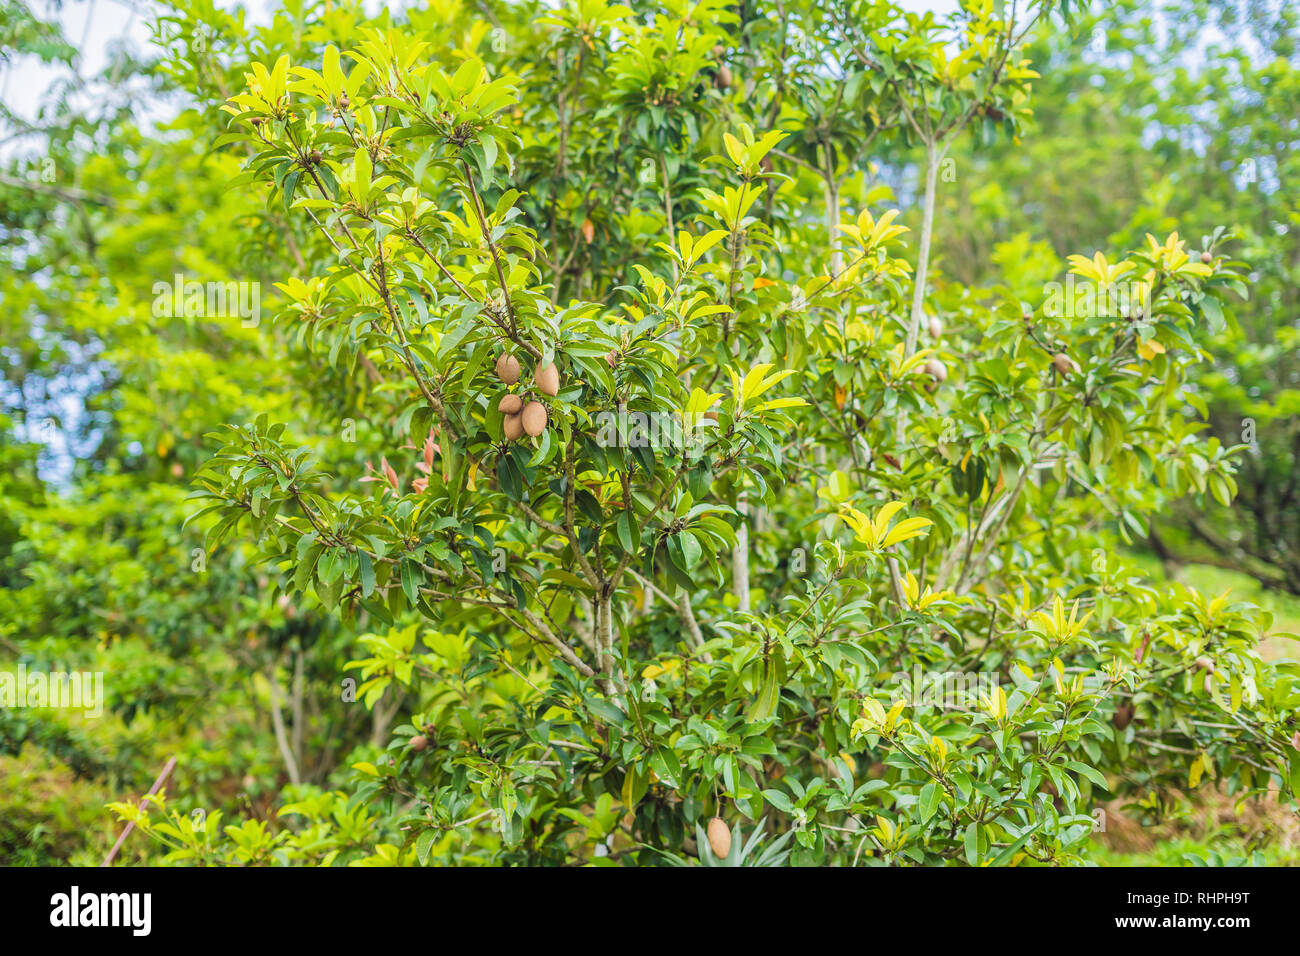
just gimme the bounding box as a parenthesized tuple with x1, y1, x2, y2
(534, 362, 561, 397)
(1194, 656, 1215, 674)
(706, 816, 731, 858)
(498, 394, 523, 415)
(1052, 352, 1079, 376)
(1292, 730, 1300, 752)
(715, 65, 733, 90)
(1112, 702, 1135, 731)
(409, 735, 429, 752)
(495, 353, 521, 385)
(928, 315, 943, 339)
(503, 412, 524, 441)
(923, 358, 947, 383)
(1201, 250, 1213, 264)
(521, 401, 548, 437)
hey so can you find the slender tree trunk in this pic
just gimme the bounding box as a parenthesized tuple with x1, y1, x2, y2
(267, 664, 301, 786)
(597, 591, 619, 694)
(905, 144, 940, 359)
(369, 688, 406, 747)
(824, 145, 842, 276)
(895, 143, 942, 459)
(881, 145, 942, 606)
(816, 148, 840, 486)
(732, 499, 751, 613)
(291, 645, 305, 770)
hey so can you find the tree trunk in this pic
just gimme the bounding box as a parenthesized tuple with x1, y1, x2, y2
(905, 144, 940, 359)
(732, 498, 752, 614)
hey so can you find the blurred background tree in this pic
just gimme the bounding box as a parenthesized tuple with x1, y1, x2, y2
(928, 0, 1300, 594)
(0, 0, 387, 863)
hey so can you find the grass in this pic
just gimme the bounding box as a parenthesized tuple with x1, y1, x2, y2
(1128, 553, 1300, 662)
(1091, 785, 1300, 866)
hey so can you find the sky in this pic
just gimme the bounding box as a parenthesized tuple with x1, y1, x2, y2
(4, 0, 151, 124)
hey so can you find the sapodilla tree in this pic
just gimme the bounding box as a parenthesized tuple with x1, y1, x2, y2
(183, 2, 1299, 866)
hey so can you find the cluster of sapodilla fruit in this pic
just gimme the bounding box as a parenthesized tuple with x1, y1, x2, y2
(493, 349, 621, 441)
(494, 353, 555, 439)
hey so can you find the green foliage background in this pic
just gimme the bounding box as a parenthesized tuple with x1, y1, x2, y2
(2, 0, 1298, 866)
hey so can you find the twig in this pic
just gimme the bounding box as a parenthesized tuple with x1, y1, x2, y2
(101, 756, 178, 866)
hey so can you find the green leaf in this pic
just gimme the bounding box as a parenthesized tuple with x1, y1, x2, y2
(359, 551, 375, 597)
(587, 698, 626, 726)
(761, 788, 793, 813)
(917, 783, 940, 823)
(415, 828, 437, 866)
(400, 559, 418, 604)
(964, 822, 980, 865)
